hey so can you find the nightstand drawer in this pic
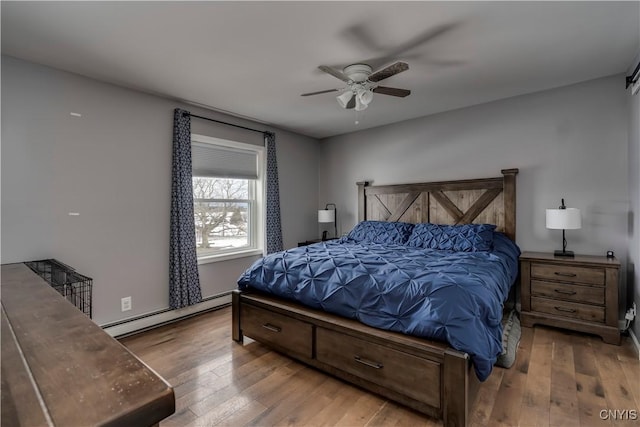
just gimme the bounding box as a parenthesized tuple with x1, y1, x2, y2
(240, 304, 313, 358)
(531, 280, 604, 305)
(531, 263, 604, 286)
(531, 297, 604, 323)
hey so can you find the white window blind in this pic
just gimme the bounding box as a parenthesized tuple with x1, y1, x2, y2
(191, 141, 259, 179)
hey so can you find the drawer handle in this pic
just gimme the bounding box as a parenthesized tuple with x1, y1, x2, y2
(554, 306, 577, 313)
(554, 272, 577, 278)
(354, 355, 384, 369)
(554, 289, 577, 296)
(262, 323, 282, 333)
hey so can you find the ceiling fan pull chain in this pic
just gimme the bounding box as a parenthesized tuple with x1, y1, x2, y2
(354, 110, 360, 125)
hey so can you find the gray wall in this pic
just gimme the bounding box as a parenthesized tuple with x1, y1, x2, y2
(628, 52, 640, 339)
(319, 75, 630, 316)
(1, 56, 320, 325)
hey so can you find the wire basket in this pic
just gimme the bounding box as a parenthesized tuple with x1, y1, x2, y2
(25, 259, 92, 318)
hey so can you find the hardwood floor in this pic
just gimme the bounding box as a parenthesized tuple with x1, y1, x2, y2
(120, 307, 640, 426)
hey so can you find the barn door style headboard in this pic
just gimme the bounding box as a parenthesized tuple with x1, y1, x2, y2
(357, 169, 519, 241)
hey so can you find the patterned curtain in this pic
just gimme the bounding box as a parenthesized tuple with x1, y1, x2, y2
(169, 108, 202, 309)
(265, 132, 283, 254)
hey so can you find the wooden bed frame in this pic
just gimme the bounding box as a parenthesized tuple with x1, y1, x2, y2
(232, 168, 518, 427)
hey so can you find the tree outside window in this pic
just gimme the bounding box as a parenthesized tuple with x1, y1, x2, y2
(192, 177, 252, 257)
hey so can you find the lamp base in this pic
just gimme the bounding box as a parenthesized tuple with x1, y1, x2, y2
(554, 250, 575, 258)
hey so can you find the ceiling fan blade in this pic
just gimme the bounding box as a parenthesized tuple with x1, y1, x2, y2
(373, 86, 411, 97)
(301, 89, 339, 97)
(318, 65, 349, 82)
(369, 62, 409, 82)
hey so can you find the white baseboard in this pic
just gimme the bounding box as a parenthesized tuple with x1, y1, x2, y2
(629, 328, 640, 360)
(102, 293, 231, 338)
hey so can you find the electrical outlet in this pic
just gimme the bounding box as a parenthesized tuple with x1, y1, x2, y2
(121, 296, 132, 312)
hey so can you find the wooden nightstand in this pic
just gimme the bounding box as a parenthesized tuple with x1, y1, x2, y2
(297, 238, 337, 247)
(520, 251, 620, 345)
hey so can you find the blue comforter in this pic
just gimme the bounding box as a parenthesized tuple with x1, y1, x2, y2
(238, 233, 520, 381)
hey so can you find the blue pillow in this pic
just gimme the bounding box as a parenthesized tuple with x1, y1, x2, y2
(407, 223, 496, 252)
(344, 221, 414, 245)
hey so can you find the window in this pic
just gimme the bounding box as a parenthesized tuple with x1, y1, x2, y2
(191, 134, 264, 262)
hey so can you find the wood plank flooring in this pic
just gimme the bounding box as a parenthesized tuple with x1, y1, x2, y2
(120, 307, 639, 426)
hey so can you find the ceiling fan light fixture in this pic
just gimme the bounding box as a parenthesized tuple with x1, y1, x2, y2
(357, 88, 374, 105)
(355, 95, 367, 111)
(336, 90, 354, 109)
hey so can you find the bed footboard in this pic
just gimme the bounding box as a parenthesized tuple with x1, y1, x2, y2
(232, 290, 479, 427)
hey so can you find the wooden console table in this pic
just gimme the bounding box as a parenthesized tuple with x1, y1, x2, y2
(1, 263, 175, 426)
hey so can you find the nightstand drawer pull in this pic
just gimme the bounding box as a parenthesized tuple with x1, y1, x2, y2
(554, 289, 577, 296)
(554, 272, 577, 278)
(262, 323, 282, 333)
(354, 355, 384, 369)
(554, 306, 577, 313)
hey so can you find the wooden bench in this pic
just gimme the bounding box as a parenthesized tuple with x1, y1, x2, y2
(1, 263, 175, 426)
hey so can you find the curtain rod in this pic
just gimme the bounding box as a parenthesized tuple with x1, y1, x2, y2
(183, 111, 269, 136)
(626, 61, 640, 89)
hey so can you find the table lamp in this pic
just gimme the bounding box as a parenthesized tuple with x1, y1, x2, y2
(318, 203, 337, 240)
(546, 198, 581, 257)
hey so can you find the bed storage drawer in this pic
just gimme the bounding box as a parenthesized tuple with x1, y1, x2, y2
(315, 327, 441, 408)
(240, 304, 313, 358)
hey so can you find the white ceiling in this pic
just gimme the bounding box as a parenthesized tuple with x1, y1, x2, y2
(2, 1, 639, 139)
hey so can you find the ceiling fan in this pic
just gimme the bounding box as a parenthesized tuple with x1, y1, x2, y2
(301, 61, 411, 111)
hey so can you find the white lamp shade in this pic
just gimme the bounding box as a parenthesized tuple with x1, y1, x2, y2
(336, 91, 354, 109)
(318, 209, 335, 223)
(546, 208, 581, 230)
